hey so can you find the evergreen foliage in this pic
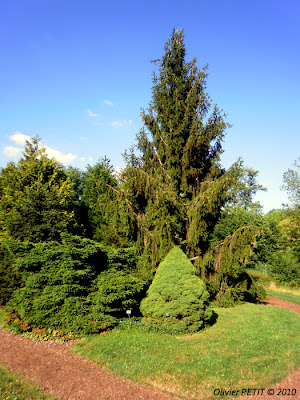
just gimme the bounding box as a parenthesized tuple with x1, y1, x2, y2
(7, 234, 143, 334)
(269, 251, 300, 287)
(201, 226, 266, 305)
(88, 268, 145, 318)
(82, 158, 136, 246)
(0, 240, 34, 305)
(121, 28, 237, 268)
(0, 242, 20, 305)
(0, 135, 76, 242)
(140, 246, 212, 332)
(112, 29, 265, 304)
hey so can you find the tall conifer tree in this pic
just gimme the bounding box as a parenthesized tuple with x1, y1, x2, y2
(122, 29, 236, 267)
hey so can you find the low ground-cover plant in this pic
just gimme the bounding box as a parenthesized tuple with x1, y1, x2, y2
(73, 303, 300, 400)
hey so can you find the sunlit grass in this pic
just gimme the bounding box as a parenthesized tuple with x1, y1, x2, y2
(267, 289, 300, 305)
(73, 303, 300, 399)
(268, 282, 300, 296)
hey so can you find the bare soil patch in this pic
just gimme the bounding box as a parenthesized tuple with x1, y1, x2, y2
(0, 296, 298, 400)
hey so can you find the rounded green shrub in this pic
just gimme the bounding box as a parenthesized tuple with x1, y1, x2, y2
(140, 246, 212, 332)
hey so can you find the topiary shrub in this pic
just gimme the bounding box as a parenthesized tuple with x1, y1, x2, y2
(140, 246, 212, 332)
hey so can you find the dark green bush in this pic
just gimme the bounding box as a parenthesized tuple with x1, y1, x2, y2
(0, 240, 33, 305)
(88, 268, 145, 318)
(7, 234, 142, 334)
(140, 246, 212, 332)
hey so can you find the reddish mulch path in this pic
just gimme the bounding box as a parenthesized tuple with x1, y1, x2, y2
(0, 329, 182, 400)
(261, 296, 300, 315)
(0, 297, 299, 400)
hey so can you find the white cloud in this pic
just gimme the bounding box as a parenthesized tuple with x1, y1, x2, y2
(2, 131, 90, 167)
(87, 109, 99, 117)
(44, 146, 77, 165)
(10, 132, 31, 146)
(104, 99, 113, 106)
(112, 121, 123, 128)
(113, 166, 123, 177)
(2, 146, 22, 158)
(112, 120, 133, 128)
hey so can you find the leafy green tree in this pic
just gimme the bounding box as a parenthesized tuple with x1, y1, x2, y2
(201, 225, 266, 305)
(212, 205, 264, 242)
(0, 135, 76, 242)
(281, 159, 300, 260)
(140, 246, 212, 332)
(282, 158, 300, 207)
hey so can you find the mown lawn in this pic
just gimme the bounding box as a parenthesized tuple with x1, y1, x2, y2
(73, 303, 300, 399)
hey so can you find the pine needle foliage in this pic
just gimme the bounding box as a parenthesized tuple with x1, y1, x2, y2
(6, 234, 144, 334)
(140, 246, 212, 332)
(82, 158, 136, 247)
(121, 28, 238, 268)
(201, 226, 266, 305)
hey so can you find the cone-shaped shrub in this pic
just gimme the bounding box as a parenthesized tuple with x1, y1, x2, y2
(140, 246, 212, 332)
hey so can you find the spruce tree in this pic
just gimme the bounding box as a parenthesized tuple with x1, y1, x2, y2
(122, 28, 235, 267)
(119, 29, 264, 302)
(140, 246, 212, 332)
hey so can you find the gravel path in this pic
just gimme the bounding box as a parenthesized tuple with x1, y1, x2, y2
(0, 297, 299, 400)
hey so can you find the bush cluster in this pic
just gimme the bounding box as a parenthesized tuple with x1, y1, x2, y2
(6, 234, 145, 335)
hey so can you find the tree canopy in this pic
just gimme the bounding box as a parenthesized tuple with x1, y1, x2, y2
(0, 135, 76, 242)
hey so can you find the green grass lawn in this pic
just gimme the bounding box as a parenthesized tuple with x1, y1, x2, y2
(267, 289, 300, 305)
(73, 303, 300, 400)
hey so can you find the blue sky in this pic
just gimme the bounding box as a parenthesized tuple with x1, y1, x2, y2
(1, 0, 299, 212)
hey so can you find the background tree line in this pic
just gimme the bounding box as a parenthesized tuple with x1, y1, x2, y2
(0, 29, 299, 334)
